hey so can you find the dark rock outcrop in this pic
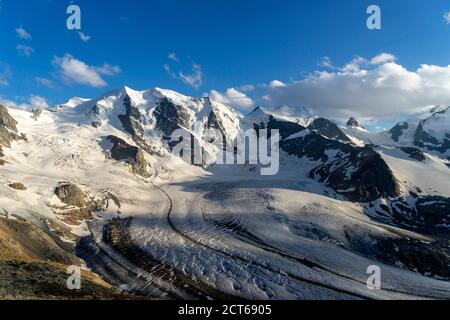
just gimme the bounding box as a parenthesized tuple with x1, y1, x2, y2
(282, 132, 400, 202)
(31, 108, 42, 121)
(107, 135, 149, 177)
(346, 117, 360, 128)
(253, 115, 306, 140)
(154, 97, 192, 137)
(8, 183, 27, 191)
(0, 105, 25, 165)
(91, 120, 102, 128)
(118, 95, 163, 156)
(54, 182, 87, 207)
(374, 196, 450, 235)
(415, 196, 450, 229)
(308, 118, 351, 142)
(0, 105, 19, 147)
(414, 119, 450, 154)
(375, 238, 450, 280)
(400, 147, 426, 161)
(413, 107, 450, 154)
(388, 122, 409, 142)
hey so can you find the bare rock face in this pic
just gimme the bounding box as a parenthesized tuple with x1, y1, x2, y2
(414, 118, 450, 154)
(52, 182, 121, 226)
(0, 105, 26, 166)
(154, 97, 192, 137)
(253, 115, 306, 140)
(8, 182, 27, 191)
(0, 105, 18, 147)
(54, 182, 87, 207)
(308, 118, 351, 142)
(400, 147, 426, 161)
(31, 108, 42, 121)
(415, 196, 450, 229)
(281, 132, 400, 202)
(117, 95, 163, 157)
(346, 117, 360, 128)
(107, 135, 149, 177)
(388, 122, 409, 142)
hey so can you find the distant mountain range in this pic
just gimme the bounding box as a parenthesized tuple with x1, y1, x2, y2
(1, 86, 450, 299)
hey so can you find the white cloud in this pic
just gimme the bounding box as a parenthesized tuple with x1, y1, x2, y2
(52, 54, 120, 87)
(29, 95, 49, 109)
(15, 26, 31, 40)
(164, 53, 204, 89)
(318, 56, 334, 69)
(78, 31, 91, 42)
(179, 63, 203, 89)
(0, 95, 49, 110)
(165, 62, 203, 89)
(16, 44, 35, 57)
(0, 97, 23, 108)
(239, 84, 255, 92)
(259, 53, 450, 121)
(371, 53, 397, 65)
(444, 12, 450, 24)
(94, 63, 122, 76)
(168, 52, 178, 62)
(269, 80, 286, 88)
(340, 56, 367, 72)
(35, 77, 57, 89)
(209, 88, 255, 110)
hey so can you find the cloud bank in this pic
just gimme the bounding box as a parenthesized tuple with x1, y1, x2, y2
(52, 54, 121, 87)
(260, 53, 450, 120)
(208, 88, 255, 110)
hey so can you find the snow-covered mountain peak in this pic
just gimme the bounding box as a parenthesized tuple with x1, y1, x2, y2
(55, 97, 91, 110)
(266, 104, 314, 126)
(421, 106, 450, 142)
(345, 117, 368, 133)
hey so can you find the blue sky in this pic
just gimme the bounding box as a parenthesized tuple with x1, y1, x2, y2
(1, 0, 450, 129)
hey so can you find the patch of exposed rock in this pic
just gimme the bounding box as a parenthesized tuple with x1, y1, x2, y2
(31, 108, 42, 121)
(400, 147, 426, 161)
(281, 132, 400, 202)
(373, 195, 450, 235)
(388, 121, 409, 142)
(253, 115, 306, 140)
(54, 182, 87, 207)
(118, 95, 163, 156)
(52, 182, 93, 226)
(52, 182, 121, 226)
(346, 117, 360, 128)
(106, 135, 149, 177)
(308, 118, 351, 142)
(0, 105, 18, 148)
(8, 182, 27, 190)
(0, 105, 25, 164)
